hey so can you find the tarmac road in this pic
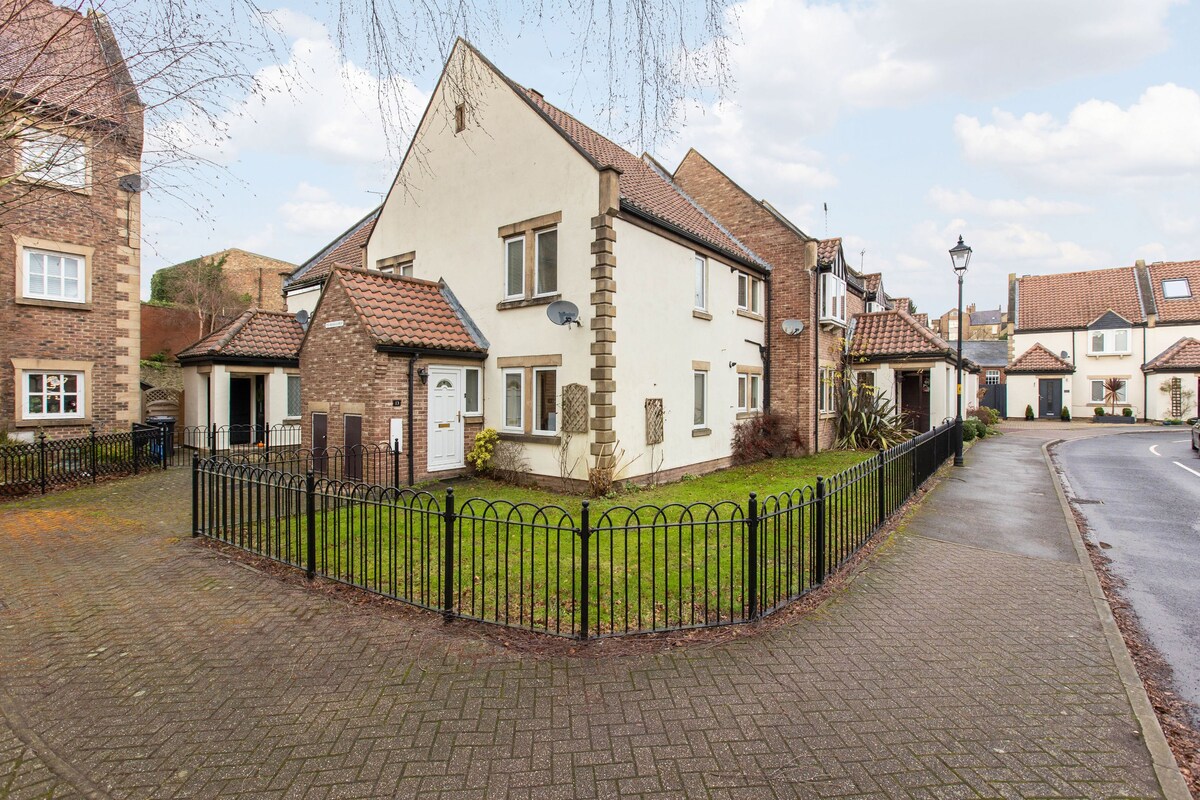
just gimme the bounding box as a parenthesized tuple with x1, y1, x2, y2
(1056, 429, 1200, 720)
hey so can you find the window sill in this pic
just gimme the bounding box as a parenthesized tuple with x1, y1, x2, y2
(499, 431, 561, 445)
(692, 309, 712, 321)
(691, 427, 711, 437)
(1086, 352, 1131, 358)
(818, 316, 847, 328)
(736, 309, 764, 322)
(15, 176, 92, 196)
(497, 294, 560, 311)
(735, 410, 761, 420)
(14, 416, 90, 428)
(15, 297, 91, 311)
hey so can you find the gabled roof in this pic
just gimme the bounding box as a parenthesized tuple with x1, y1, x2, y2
(961, 341, 1009, 369)
(1144, 337, 1200, 372)
(0, 0, 139, 123)
(285, 208, 380, 289)
(1007, 343, 1074, 374)
(1014, 266, 1145, 330)
(862, 273, 883, 296)
(850, 309, 955, 359)
(519, 89, 763, 269)
(1146, 260, 1200, 324)
(817, 238, 841, 266)
(330, 268, 487, 354)
(177, 309, 304, 363)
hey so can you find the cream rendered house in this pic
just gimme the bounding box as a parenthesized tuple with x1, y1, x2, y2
(354, 40, 767, 482)
(1007, 260, 1200, 420)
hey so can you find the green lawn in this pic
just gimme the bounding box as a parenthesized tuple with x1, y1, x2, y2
(203, 448, 891, 637)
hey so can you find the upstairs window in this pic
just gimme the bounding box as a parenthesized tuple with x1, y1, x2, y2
(694, 255, 708, 310)
(380, 262, 413, 277)
(819, 272, 846, 324)
(504, 236, 525, 299)
(1162, 278, 1192, 299)
(24, 248, 84, 303)
(1088, 328, 1130, 355)
(737, 273, 763, 315)
(535, 228, 557, 295)
(20, 130, 86, 189)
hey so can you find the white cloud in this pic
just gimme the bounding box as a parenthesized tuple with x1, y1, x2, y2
(279, 182, 373, 236)
(954, 83, 1200, 187)
(927, 187, 1090, 218)
(151, 11, 427, 171)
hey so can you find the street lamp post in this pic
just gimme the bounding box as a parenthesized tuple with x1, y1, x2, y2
(949, 236, 972, 467)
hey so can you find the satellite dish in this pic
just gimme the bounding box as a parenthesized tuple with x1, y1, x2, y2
(295, 309, 310, 329)
(546, 300, 580, 326)
(1060, 351, 1069, 359)
(782, 319, 804, 336)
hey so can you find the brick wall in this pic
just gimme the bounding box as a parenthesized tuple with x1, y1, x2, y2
(0, 115, 142, 438)
(299, 275, 479, 484)
(141, 302, 204, 358)
(214, 250, 293, 313)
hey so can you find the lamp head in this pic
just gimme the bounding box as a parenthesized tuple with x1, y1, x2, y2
(949, 235, 972, 276)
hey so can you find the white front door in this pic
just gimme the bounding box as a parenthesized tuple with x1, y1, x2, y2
(428, 367, 464, 471)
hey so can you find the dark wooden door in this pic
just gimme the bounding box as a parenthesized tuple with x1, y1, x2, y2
(229, 378, 252, 444)
(899, 372, 930, 432)
(344, 414, 363, 481)
(254, 375, 266, 439)
(1038, 379, 1062, 418)
(312, 412, 328, 474)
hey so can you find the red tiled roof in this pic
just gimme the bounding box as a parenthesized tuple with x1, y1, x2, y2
(890, 297, 912, 313)
(286, 208, 380, 288)
(0, 0, 135, 122)
(1144, 337, 1200, 372)
(520, 90, 760, 267)
(1146, 261, 1200, 324)
(817, 238, 841, 266)
(1008, 343, 1074, 374)
(177, 309, 304, 361)
(1015, 266, 1144, 330)
(332, 269, 486, 353)
(862, 272, 882, 295)
(850, 309, 952, 358)
(913, 313, 930, 329)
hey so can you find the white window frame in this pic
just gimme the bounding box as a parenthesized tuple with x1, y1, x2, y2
(22, 370, 85, 420)
(694, 255, 708, 311)
(20, 129, 87, 189)
(286, 374, 301, 418)
(738, 373, 762, 412)
(693, 370, 708, 428)
(1162, 278, 1192, 299)
(463, 367, 482, 416)
(1091, 379, 1127, 404)
(737, 273, 762, 315)
(503, 235, 525, 300)
(819, 272, 847, 325)
(502, 369, 524, 431)
(533, 227, 558, 297)
(23, 247, 86, 304)
(818, 366, 836, 414)
(1088, 328, 1131, 356)
(532, 367, 558, 435)
(985, 370, 1001, 386)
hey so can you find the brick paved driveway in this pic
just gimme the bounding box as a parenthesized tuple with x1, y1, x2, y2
(0, 436, 1165, 799)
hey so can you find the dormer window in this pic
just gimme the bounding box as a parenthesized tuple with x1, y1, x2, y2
(819, 254, 847, 325)
(1163, 278, 1192, 299)
(1089, 328, 1130, 355)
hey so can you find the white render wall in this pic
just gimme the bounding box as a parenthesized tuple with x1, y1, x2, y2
(181, 363, 297, 432)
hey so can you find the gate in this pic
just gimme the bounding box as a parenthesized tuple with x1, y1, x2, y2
(980, 384, 1007, 416)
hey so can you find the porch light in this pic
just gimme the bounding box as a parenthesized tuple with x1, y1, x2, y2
(949, 235, 971, 276)
(417, 366, 429, 384)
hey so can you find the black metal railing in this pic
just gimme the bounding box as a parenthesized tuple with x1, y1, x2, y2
(1, 423, 173, 497)
(179, 424, 303, 454)
(194, 421, 959, 638)
(206, 441, 403, 486)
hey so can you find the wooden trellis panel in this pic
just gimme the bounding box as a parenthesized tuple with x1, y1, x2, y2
(562, 383, 589, 433)
(645, 398, 664, 445)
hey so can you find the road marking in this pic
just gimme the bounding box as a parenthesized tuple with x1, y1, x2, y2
(1173, 439, 1189, 443)
(1173, 460, 1200, 478)
(1149, 444, 1162, 457)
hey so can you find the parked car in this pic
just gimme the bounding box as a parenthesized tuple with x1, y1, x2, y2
(1192, 420, 1199, 454)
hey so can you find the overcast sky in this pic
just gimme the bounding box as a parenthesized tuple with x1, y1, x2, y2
(141, 0, 1200, 317)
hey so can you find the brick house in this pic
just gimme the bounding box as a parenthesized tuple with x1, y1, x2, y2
(1007, 259, 1200, 420)
(0, 0, 142, 439)
(154, 248, 297, 316)
(931, 304, 1005, 340)
(349, 40, 767, 483)
(671, 150, 888, 451)
(298, 268, 487, 482)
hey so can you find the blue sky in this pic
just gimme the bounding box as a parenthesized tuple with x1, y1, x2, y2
(141, 0, 1200, 317)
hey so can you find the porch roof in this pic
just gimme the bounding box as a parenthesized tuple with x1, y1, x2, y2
(1144, 337, 1200, 372)
(1007, 343, 1075, 374)
(177, 309, 304, 363)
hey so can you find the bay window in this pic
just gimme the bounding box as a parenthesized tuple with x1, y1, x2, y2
(820, 272, 846, 325)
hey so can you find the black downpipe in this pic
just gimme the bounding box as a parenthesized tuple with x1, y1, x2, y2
(1142, 327, 1148, 422)
(813, 264, 820, 454)
(407, 355, 416, 486)
(763, 278, 772, 412)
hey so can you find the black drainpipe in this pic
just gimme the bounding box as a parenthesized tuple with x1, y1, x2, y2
(813, 266, 820, 453)
(763, 277, 772, 412)
(1142, 327, 1148, 422)
(407, 354, 416, 486)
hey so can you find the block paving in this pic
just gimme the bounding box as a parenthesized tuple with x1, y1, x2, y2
(0, 437, 1165, 798)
